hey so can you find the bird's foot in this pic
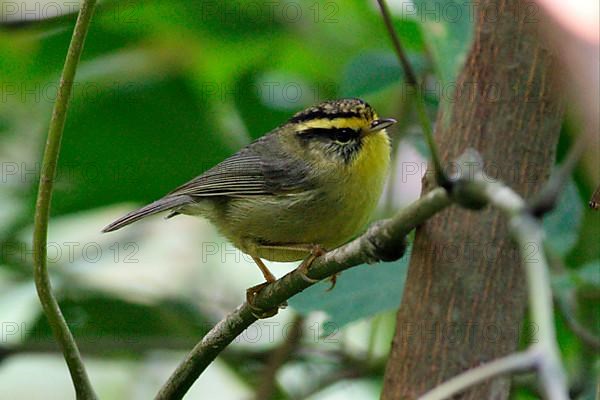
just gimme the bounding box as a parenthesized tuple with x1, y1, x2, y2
(296, 244, 327, 284)
(326, 272, 340, 291)
(246, 282, 286, 319)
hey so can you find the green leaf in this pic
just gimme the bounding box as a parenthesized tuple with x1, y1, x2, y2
(0, 280, 42, 345)
(48, 74, 231, 216)
(233, 69, 339, 139)
(551, 261, 599, 301)
(24, 293, 210, 352)
(341, 51, 403, 97)
(392, 18, 426, 52)
(543, 179, 584, 256)
(289, 245, 411, 331)
(341, 50, 429, 97)
(572, 261, 600, 289)
(411, 0, 474, 85)
(233, 70, 293, 139)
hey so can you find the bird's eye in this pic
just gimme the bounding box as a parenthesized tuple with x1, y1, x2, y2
(297, 127, 358, 145)
(331, 128, 356, 144)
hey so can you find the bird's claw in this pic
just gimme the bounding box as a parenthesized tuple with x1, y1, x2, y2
(326, 273, 339, 291)
(246, 282, 286, 319)
(296, 244, 327, 283)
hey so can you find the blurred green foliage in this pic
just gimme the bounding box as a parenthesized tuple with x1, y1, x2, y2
(289, 244, 411, 334)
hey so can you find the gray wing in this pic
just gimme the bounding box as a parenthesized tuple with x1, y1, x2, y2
(102, 134, 312, 233)
(168, 134, 313, 198)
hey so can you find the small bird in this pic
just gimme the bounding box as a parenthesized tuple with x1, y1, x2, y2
(103, 98, 395, 310)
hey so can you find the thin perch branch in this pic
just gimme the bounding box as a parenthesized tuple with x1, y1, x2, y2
(32, 1, 98, 398)
(156, 145, 570, 399)
(155, 188, 451, 400)
(419, 349, 539, 400)
(419, 163, 569, 400)
(376, 0, 449, 189)
(555, 293, 600, 350)
(375, 0, 417, 86)
(254, 315, 304, 400)
(529, 134, 586, 216)
(487, 183, 568, 400)
(546, 250, 600, 350)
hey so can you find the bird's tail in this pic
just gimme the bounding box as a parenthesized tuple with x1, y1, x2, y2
(102, 195, 192, 233)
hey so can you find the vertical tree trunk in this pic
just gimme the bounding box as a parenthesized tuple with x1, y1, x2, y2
(382, 0, 563, 398)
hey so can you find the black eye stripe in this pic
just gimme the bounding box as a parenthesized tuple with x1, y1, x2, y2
(290, 111, 359, 123)
(298, 127, 359, 143)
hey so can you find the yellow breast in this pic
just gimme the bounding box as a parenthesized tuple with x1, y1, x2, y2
(348, 129, 391, 195)
(336, 129, 391, 235)
(199, 129, 391, 262)
(301, 128, 390, 251)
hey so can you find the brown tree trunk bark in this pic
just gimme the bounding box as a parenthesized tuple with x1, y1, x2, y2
(381, 0, 563, 399)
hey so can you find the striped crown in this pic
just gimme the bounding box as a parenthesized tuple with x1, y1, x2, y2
(289, 98, 376, 124)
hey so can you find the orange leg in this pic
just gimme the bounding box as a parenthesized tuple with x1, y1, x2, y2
(246, 257, 279, 319)
(289, 244, 338, 289)
(295, 244, 326, 283)
(253, 243, 327, 283)
(245, 244, 330, 319)
(252, 256, 276, 283)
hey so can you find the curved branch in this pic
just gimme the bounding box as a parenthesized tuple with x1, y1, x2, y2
(155, 188, 451, 399)
(547, 250, 600, 350)
(419, 167, 569, 400)
(486, 186, 568, 400)
(529, 134, 586, 216)
(375, 0, 417, 86)
(254, 315, 304, 400)
(555, 293, 600, 351)
(376, 0, 449, 189)
(419, 349, 539, 400)
(32, 1, 98, 398)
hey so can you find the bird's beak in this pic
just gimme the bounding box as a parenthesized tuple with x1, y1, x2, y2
(369, 118, 397, 132)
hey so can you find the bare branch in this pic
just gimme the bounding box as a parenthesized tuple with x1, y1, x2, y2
(419, 349, 539, 400)
(254, 316, 304, 400)
(375, 0, 417, 86)
(547, 251, 600, 350)
(154, 188, 451, 399)
(376, 0, 450, 189)
(419, 163, 569, 400)
(487, 184, 568, 400)
(32, 1, 98, 398)
(529, 134, 586, 216)
(555, 294, 600, 351)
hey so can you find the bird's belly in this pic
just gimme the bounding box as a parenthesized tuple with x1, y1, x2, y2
(186, 131, 390, 263)
(209, 187, 380, 262)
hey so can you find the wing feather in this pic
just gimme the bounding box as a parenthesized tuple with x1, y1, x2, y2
(102, 133, 314, 232)
(168, 135, 313, 198)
